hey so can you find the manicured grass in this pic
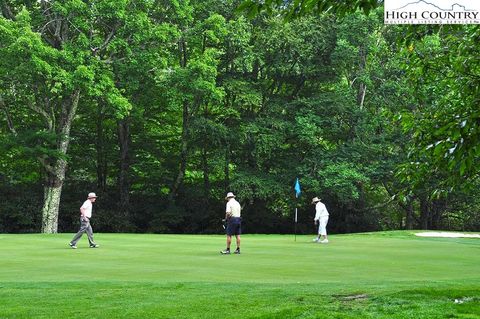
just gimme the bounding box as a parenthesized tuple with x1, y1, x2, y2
(0, 231, 479, 318)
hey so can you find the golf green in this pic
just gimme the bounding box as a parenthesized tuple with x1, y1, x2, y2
(0, 231, 479, 318)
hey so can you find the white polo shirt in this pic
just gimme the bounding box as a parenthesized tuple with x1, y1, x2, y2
(226, 198, 241, 217)
(314, 202, 329, 220)
(80, 200, 93, 218)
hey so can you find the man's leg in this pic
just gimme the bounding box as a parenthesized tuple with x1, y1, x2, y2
(226, 235, 232, 250)
(232, 221, 241, 253)
(70, 218, 88, 246)
(319, 217, 329, 243)
(85, 222, 98, 247)
(221, 235, 232, 254)
(235, 234, 240, 248)
(234, 234, 241, 254)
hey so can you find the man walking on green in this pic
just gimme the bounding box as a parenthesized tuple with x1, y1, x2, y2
(69, 192, 99, 249)
(221, 192, 242, 255)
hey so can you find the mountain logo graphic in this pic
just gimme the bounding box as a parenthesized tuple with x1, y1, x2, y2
(395, 0, 474, 11)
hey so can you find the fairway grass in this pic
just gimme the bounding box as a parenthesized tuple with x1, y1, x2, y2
(0, 231, 479, 318)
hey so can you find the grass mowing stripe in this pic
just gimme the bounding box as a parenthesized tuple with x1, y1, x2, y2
(1, 282, 478, 318)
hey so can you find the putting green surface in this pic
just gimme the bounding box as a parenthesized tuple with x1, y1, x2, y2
(1, 231, 479, 318)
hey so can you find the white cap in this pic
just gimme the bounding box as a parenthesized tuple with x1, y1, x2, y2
(225, 192, 236, 200)
(88, 192, 98, 198)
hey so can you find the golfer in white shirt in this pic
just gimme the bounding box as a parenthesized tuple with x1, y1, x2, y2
(69, 192, 99, 249)
(221, 192, 242, 254)
(312, 197, 329, 243)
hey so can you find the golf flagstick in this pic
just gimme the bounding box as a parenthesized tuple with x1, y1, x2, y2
(294, 207, 297, 242)
(294, 178, 301, 242)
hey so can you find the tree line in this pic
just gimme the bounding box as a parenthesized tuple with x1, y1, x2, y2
(1, 0, 479, 234)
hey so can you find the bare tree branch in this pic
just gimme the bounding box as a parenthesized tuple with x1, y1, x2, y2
(39, 1, 64, 48)
(92, 21, 121, 55)
(28, 89, 54, 131)
(0, 1, 16, 20)
(37, 155, 58, 176)
(0, 94, 17, 135)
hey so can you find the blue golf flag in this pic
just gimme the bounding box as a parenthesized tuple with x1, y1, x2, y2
(294, 178, 301, 198)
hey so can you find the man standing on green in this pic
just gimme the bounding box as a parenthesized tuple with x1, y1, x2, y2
(221, 192, 242, 255)
(312, 196, 329, 244)
(69, 192, 100, 249)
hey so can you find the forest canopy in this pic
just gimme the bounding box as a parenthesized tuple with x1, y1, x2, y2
(0, 0, 479, 234)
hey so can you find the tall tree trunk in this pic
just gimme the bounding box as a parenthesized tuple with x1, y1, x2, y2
(170, 101, 189, 200)
(357, 82, 366, 108)
(96, 103, 107, 192)
(405, 202, 414, 230)
(356, 46, 367, 109)
(41, 175, 63, 233)
(431, 199, 445, 230)
(41, 90, 80, 233)
(382, 183, 415, 230)
(251, 58, 260, 80)
(117, 117, 130, 219)
(202, 147, 210, 197)
(170, 37, 189, 201)
(419, 196, 430, 230)
(224, 144, 230, 192)
(0, 95, 17, 134)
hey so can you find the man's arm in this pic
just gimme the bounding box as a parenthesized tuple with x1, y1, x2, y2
(314, 205, 320, 224)
(80, 202, 89, 219)
(225, 202, 232, 219)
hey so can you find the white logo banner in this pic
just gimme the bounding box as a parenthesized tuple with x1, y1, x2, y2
(384, 0, 480, 24)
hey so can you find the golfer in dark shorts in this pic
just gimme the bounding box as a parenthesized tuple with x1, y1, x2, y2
(221, 192, 241, 255)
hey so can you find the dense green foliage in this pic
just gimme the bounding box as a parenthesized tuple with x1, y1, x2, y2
(238, 0, 380, 19)
(0, 1, 479, 233)
(0, 232, 479, 318)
